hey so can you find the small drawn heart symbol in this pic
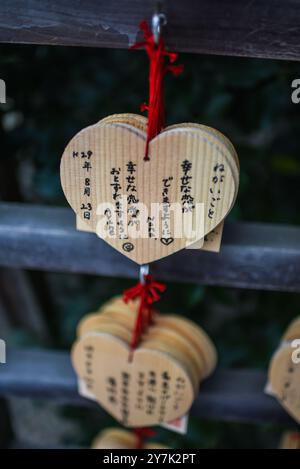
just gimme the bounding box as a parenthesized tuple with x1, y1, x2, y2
(160, 237, 174, 246)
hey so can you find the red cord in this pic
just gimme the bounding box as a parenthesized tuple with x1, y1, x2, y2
(131, 20, 183, 160)
(134, 427, 156, 449)
(123, 274, 166, 350)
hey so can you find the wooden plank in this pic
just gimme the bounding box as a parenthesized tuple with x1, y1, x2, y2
(0, 348, 296, 426)
(0, 1, 300, 60)
(0, 268, 50, 342)
(1, 203, 300, 292)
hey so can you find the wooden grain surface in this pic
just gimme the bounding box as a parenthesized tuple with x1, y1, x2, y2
(60, 122, 237, 264)
(1, 203, 300, 291)
(0, 1, 300, 61)
(72, 332, 196, 426)
(0, 347, 296, 426)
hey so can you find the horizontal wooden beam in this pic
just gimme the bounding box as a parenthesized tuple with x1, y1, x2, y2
(0, 1, 300, 60)
(1, 203, 300, 292)
(0, 348, 295, 426)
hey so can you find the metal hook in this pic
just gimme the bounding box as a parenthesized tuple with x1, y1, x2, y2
(139, 264, 149, 285)
(152, 11, 167, 45)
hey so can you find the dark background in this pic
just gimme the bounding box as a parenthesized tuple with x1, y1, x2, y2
(0, 44, 300, 448)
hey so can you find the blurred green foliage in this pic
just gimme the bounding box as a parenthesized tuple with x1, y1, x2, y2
(1, 44, 300, 448)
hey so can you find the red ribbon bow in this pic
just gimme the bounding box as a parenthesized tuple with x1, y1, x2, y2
(123, 274, 166, 350)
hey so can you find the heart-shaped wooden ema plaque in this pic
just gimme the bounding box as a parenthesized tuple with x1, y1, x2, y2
(71, 332, 195, 427)
(61, 122, 236, 264)
(268, 343, 300, 424)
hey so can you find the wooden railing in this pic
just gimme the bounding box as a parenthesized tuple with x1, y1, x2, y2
(0, 1, 300, 61)
(0, 348, 296, 427)
(1, 203, 300, 292)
